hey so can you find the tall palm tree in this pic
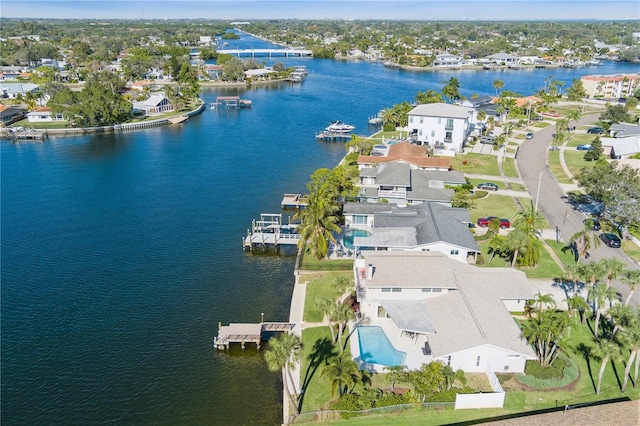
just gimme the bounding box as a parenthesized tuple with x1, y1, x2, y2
(608, 303, 636, 339)
(589, 282, 618, 338)
(619, 319, 640, 392)
(294, 189, 341, 260)
(476, 110, 487, 135)
(592, 338, 621, 396)
(603, 258, 627, 289)
(514, 200, 546, 237)
(384, 365, 408, 393)
(321, 351, 360, 397)
(581, 260, 607, 290)
(317, 297, 337, 343)
(623, 270, 640, 306)
(569, 220, 600, 262)
(507, 229, 529, 268)
(493, 79, 504, 96)
(264, 333, 303, 418)
(532, 291, 557, 313)
(333, 303, 355, 352)
(566, 109, 582, 129)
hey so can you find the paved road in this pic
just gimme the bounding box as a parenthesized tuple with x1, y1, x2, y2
(516, 114, 640, 306)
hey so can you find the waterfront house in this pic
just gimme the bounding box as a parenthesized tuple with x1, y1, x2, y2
(351, 251, 537, 373)
(357, 161, 465, 206)
(432, 53, 467, 68)
(357, 142, 451, 171)
(26, 107, 64, 123)
(131, 93, 173, 116)
(0, 104, 26, 126)
(458, 96, 493, 109)
(1, 71, 20, 81)
(130, 80, 156, 92)
(342, 202, 479, 263)
(407, 103, 475, 153)
(244, 68, 277, 80)
(484, 52, 520, 65)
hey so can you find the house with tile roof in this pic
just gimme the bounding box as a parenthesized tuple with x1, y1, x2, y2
(350, 251, 537, 373)
(357, 160, 465, 206)
(407, 103, 475, 154)
(342, 202, 479, 263)
(358, 141, 451, 171)
(580, 73, 640, 99)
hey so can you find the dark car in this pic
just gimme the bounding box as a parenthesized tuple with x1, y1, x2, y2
(587, 127, 604, 134)
(584, 218, 601, 231)
(600, 233, 621, 248)
(477, 182, 498, 191)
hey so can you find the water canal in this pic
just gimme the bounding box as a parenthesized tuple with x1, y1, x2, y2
(1, 31, 637, 424)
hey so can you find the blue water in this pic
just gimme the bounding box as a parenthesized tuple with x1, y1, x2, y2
(1, 29, 637, 424)
(343, 229, 373, 250)
(357, 326, 406, 367)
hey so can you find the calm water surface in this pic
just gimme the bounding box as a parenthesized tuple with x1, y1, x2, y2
(2, 32, 638, 425)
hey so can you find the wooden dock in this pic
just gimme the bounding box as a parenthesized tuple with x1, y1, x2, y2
(213, 321, 295, 350)
(281, 193, 308, 209)
(5, 129, 48, 141)
(315, 130, 353, 141)
(210, 96, 252, 110)
(243, 213, 301, 250)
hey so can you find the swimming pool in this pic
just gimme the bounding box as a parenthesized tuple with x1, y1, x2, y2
(357, 326, 406, 367)
(343, 229, 372, 250)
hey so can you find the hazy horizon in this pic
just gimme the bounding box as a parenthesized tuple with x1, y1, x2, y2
(3, 1, 639, 21)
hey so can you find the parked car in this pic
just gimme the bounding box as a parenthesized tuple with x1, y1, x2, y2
(477, 216, 510, 229)
(584, 217, 601, 231)
(480, 135, 495, 144)
(587, 127, 604, 134)
(477, 182, 498, 191)
(599, 232, 621, 248)
(577, 144, 592, 151)
(531, 115, 544, 121)
(525, 132, 534, 139)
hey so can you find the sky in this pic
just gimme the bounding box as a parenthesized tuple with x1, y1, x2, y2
(2, 1, 639, 21)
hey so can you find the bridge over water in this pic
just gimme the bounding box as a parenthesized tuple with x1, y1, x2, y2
(216, 48, 313, 58)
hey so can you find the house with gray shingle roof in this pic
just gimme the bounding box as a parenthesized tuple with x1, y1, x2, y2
(358, 160, 465, 205)
(351, 251, 537, 373)
(342, 201, 479, 263)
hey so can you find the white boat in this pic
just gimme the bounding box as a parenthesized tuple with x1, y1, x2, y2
(325, 121, 355, 133)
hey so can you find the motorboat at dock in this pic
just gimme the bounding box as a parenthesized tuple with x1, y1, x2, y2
(325, 120, 355, 133)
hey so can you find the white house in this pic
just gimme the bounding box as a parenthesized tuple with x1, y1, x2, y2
(432, 53, 466, 68)
(603, 136, 640, 159)
(0, 82, 39, 99)
(26, 107, 64, 122)
(407, 103, 475, 153)
(342, 202, 479, 263)
(350, 251, 537, 373)
(485, 52, 520, 64)
(132, 93, 173, 116)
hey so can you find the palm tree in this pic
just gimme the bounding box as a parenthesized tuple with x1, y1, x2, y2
(622, 270, 640, 306)
(581, 260, 607, 290)
(264, 333, 303, 418)
(569, 220, 600, 262)
(333, 303, 355, 352)
(493, 79, 504, 96)
(589, 282, 618, 338)
(514, 200, 546, 237)
(603, 258, 627, 289)
(384, 365, 408, 393)
(442, 77, 461, 103)
(592, 338, 621, 395)
(321, 351, 360, 397)
(608, 303, 636, 339)
(317, 297, 337, 343)
(521, 310, 571, 367)
(487, 233, 505, 263)
(476, 110, 487, 135)
(566, 109, 582, 129)
(619, 319, 640, 391)
(294, 189, 341, 260)
(567, 294, 590, 324)
(532, 291, 557, 313)
(507, 229, 529, 268)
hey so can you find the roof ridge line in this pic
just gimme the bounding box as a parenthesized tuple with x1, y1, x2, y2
(453, 271, 487, 338)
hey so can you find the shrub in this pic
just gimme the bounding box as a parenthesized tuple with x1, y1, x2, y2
(516, 354, 578, 389)
(525, 358, 564, 379)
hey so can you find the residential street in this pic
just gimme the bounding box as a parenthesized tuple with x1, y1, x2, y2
(516, 113, 640, 306)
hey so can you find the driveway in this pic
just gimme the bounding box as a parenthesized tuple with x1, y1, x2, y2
(516, 113, 639, 306)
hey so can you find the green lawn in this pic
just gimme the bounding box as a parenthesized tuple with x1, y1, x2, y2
(301, 249, 354, 271)
(532, 121, 552, 129)
(502, 157, 519, 178)
(509, 183, 526, 192)
(303, 271, 352, 323)
(547, 150, 573, 184)
(621, 240, 640, 263)
(545, 239, 579, 267)
(563, 150, 596, 177)
(564, 133, 596, 148)
(299, 326, 349, 413)
(12, 119, 69, 129)
(450, 153, 500, 176)
(470, 195, 520, 223)
(477, 239, 564, 278)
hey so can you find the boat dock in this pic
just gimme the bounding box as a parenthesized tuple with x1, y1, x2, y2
(210, 96, 252, 110)
(315, 130, 353, 141)
(213, 320, 295, 350)
(5, 128, 48, 141)
(281, 193, 308, 209)
(168, 115, 188, 124)
(243, 213, 301, 250)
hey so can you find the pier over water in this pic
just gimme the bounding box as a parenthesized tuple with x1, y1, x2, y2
(216, 48, 313, 58)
